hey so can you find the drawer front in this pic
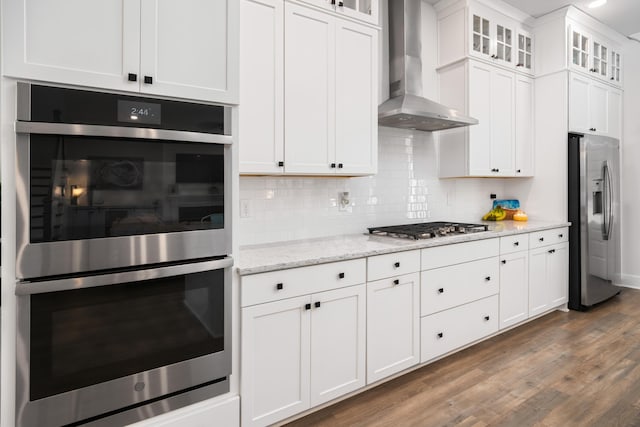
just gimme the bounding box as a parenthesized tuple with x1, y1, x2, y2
(421, 238, 499, 270)
(367, 250, 421, 282)
(420, 295, 499, 363)
(421, 257, 499, 316)
(241, 258, 366, 307)
(499, 234, 529, 254)
(529, 227, 569, 249)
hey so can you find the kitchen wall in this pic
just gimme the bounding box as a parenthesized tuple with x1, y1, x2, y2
(621, 39, 640, 287)
(238, 1, 510, 247)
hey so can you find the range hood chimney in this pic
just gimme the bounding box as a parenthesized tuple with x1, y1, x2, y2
(378, 0, 478, 131)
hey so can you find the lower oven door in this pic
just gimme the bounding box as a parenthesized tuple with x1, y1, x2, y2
(15, 257, 232, 427)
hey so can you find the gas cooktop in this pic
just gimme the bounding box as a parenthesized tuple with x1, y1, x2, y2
(368, 221, 489, 240)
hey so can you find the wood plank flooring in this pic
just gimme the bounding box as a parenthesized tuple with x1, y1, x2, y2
(286, 288, 640, 427)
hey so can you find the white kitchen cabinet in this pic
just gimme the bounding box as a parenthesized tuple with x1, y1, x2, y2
(569, 25, 591, 74)
(499, 250, 529, 329)
(515, 28, 534, 74)
(567, 21, 623, 88)
(439, 59, 521, 177)
(241, 1, 378, 176)
(609, 49, 622, 85)
(468, 6, 515, 68)
(294, 0, 379, 25)
(529, 242, 569, 317)
(569, 72, 621, 139)
(3, 0, 238, 104)
(366, 272, 419, 384)
(515, 74, 534, 176)
(239, 0, 284, 174)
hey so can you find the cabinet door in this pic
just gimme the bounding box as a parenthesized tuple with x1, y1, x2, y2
(609, 50, 622, 85)
(139, 0, 239, 103)
(515, 75, 534, 176)
(3, 0, 140, 91)
(468, 61, 493, 175)
(470, 12, 492, 60)
(589, 80, 608, 135)
(241, 296, 311, 427)
(591, 38, 609, 79)
(528, 246, 549, 317)
(239, 0, 285, 174)
(284, 3, 336, 174)
(607, 88, 622, 139)
(547, 243, 569, 308)
(569, 73, 591, 133)
(335, 18, 378, 175)
(490, 68, 516, 176)
(367, 273, 420, 384)
(310, 285, 366, 406)
(499, 251, 528, 329)
(570, 27, 590, 72)
(516, 29, 533, 74)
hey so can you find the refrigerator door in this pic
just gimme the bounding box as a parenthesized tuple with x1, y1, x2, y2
(580, 135, 620, 306)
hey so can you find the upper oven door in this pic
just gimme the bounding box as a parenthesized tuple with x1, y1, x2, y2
(15, 84, 232, 279)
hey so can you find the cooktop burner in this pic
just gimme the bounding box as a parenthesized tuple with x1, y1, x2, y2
(368, 221, 489, 240)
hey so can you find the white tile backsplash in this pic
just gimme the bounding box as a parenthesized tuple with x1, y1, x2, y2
(239, 127, 507, 246)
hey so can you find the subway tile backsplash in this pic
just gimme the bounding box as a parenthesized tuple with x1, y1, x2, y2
(239, 127, 506, 246)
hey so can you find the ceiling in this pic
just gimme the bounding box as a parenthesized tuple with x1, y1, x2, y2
(424, 0, 640, 39)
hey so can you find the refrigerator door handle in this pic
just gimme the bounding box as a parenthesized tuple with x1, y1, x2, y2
(602, 161, 612, 241)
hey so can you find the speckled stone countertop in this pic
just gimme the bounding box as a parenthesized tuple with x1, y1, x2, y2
(237, 220, 571, 276)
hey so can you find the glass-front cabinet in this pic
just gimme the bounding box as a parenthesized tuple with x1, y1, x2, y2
(569, 24, 622, 86)
(516, 29, 533, 73)
(295, 0, 378, 25)
(472, 14, 491, 57)
(571, 28, 590, 71)
(610, 49, 622, 84)
(469, 10, 515, 67)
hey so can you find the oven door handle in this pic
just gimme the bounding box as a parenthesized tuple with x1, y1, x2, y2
(15, 121, 232, 145)
(15, 257, 234, 295)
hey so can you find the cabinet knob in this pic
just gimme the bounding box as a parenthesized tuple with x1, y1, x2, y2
(144, 75, 153, 84)
(128, 73, 138, 82)
(438, 288, 444, 294)
(305, 303, 311, 310)
(516, 63, 523, 67)
(393, 279, 400, 285)
(315, 301, 321, 308)
(338, 163, 344, 169)
(517, 169, 521, 173)
(484, 315, 490, 321)
(338, 1, 344, 6)
(277, 161, 284, 167)
(330, 163, 336, 168)
(437, 332, 444, 339)
(394, 262, 401, 268)
(558, 234, 563, 238)
(611, 77, 615, 80)
(485, 276, 491, 281)
(338, 272, 345, 279)
(548, 249, 556, 254)
(502, 260, 507, 264)
(539, 237, 544, 242)
(514, 241, 519, 246)
(276, 283, 283, 290)
(491, 54, 497, 59)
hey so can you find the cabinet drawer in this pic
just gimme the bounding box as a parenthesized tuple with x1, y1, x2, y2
(421, 238, 499, 270)
(241, 259, 366, 307)
(529, 227, 569, 249)
(421, 257, 499, 316)
(500, 234, 529, 254)
(367, 250, 420, 282)
(420, 295, 499, 363)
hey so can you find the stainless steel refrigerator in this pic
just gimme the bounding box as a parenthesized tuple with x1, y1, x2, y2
(568, 133, 621, 310)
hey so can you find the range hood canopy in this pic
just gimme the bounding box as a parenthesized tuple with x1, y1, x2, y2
(378, 0, 478, 132)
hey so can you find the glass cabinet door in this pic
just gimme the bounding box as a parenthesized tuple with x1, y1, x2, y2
(610, 50, 621, 84)
(592, 40, 608, 77)
(572, 30, 590, 71)
(517, 32, 532, 72)
(472, 14, 491, 56)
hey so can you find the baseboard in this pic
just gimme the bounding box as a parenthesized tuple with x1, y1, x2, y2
(618, 274, 640, 289)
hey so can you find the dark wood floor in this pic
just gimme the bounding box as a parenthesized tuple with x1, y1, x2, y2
(286, 288, 640, 427)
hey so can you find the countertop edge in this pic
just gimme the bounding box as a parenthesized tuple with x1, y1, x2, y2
(237, 221, 571, 276)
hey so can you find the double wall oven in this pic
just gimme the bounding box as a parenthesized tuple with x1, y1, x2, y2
(14, 83, 233, 426)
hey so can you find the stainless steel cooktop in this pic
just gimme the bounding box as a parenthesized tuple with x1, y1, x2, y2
(367, 221, 489, 240)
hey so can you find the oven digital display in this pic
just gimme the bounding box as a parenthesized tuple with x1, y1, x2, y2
(117, 100, 161, 125)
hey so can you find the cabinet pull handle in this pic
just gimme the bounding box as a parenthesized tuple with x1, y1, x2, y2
(393, 279, 400, 285)
(548, 249, 556, 254)
(485, 276, 491, 281)
(338, 272, 345, 279)
(305, 303, 311, 310)
(558, 234, 563, 238)
(502, 260, 507, 264)
(277, 161, 284, 167)
(315, 301, 321, 308)
(330, 163, 336, 168)
(491, 54, 497, 59)
(338, 1, 344, 6)
(514, 241, 519, 246)
(276, 283, 283, 290)
(394, 262, 400, 268)
(144, 75, 153, 84)
(438, 288, 444, 294)
(128, 73, 138, 82)
(484, 315, 490, 321)
(437, 332, 444, 339)
(539, 237, 544, 242)
(338, 163, 344, 169)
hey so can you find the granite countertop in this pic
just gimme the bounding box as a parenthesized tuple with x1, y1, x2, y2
(237, 220, 571, 276)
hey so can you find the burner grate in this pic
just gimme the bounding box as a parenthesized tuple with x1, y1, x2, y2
(368, 222, 488, 240)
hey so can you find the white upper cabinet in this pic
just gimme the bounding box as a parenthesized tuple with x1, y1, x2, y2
(241, 1, 378, 176)
(2, 0, 239, 104)
(515, 28, 534, 74)
(514, 74, 534, 176)
(569, 72, 621, 139)
(293, 0, 378, 25)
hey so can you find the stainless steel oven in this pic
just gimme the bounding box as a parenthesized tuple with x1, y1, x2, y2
(15, 83, 231, 279)
(16, 257, 232, 427)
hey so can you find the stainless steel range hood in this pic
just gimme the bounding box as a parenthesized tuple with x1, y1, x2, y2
(378, 0, 478, 131)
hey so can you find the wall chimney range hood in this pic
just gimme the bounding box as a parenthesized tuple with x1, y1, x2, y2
(378, 0, 478, 132)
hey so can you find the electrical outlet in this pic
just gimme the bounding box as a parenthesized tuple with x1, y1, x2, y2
(240, 199, 251, 218)
(338, 191, 352, 212)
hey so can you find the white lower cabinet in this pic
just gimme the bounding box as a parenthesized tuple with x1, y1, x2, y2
(241, 284, 365, 427)
(529, 242, 569, 317)
(366, 272, 420, 384)
(421, 295, 499, 363)
(499, 250, 529, 329)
